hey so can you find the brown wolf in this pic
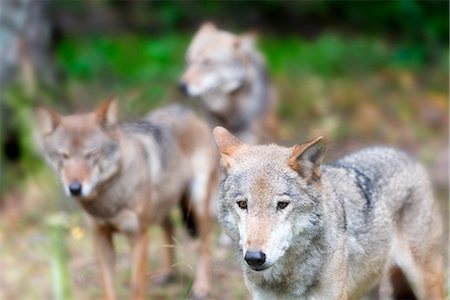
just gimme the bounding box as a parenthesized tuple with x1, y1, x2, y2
(213, 126, 444, 300)
(35, 99, 218, 300)
(179, 22, 279, 144)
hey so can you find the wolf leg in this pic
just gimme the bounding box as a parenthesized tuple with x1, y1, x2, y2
(157, 216, 176, 284)
(413, 203, 445, 300)
(191, 174, 217, 299)
(394, 182, 445, 300)
(406, 208, 445, 299)
(191, 211, 212, 299)
(129, 230, 149, 300)
(394, 240, 444, 300)
(415, 259, 445, 300)
(93, 224, 116, 300)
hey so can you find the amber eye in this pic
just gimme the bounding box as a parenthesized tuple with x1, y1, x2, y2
(85, 149, 99, 159)
(236, 200, 248, 210)
(59, 152, 69, 160)
(202, 59, 211, 66)
(277, 201, 289, 210)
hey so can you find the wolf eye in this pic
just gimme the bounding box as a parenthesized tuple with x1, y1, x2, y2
(202, 59, 211, 67)
(277, 201, 289, 210)
(236, 200, 248, 210)
(58, 152, 69, 159)
(85, 149, 99, 159)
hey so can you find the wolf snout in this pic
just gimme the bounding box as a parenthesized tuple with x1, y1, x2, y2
(178, 81, 188, 95)
(244, 250, 266, 268)
(69, 181, 82, 196)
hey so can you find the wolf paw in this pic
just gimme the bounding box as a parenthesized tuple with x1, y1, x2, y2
(153, 270, 176, 286)
(191, 281, 209, 300)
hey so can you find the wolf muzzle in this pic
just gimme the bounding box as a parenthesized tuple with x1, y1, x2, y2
(178, 81, 189, 95)
(245, 250, 266, 269)
(69, 181, 82, 197)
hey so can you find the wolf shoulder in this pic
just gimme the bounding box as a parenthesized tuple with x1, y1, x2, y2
(324, 146, 427, 182)
(322, 146, 432, 219)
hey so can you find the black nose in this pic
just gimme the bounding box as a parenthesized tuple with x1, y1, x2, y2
(244, 250, 266, 268)
(178, 81, 188, 95)
(69, 181, 82, 196)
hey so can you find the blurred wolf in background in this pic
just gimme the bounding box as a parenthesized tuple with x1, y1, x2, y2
(179, 22, 279, 144)
(213, 126, 444, 300)
(35, 99, 218, 300)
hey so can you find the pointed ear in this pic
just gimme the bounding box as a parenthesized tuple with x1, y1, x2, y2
(288, 136, 327, 182)
(199, 22, 217, 33)
(35, 106, 60, 136)
(96, 96, 118, 128)
(234, 32, 257, 52)
(213, 126, 246, 168)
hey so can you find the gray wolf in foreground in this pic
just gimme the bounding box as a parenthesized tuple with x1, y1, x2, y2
(213, 126, 444, 300)
(179, 22, 279, 144)
(36, 99, 218, 300)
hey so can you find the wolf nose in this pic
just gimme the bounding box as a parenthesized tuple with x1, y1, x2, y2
(178, 81, 188, 95)
(244, 250, 266, 268)
(69, 181, 82, 196)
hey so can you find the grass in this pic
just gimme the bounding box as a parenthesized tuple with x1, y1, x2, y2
(54, 32, 448, 108)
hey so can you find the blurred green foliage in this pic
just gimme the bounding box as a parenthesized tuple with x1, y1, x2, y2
(56, 34, 189, 107)
(52, 0, 448, 61)
(54, 1, 449, 43)
(56, 32, 445, 92)
(57, 35, 186, 85)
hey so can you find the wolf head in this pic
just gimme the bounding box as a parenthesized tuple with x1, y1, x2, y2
(213, 126, 327, 272)
(179, 22, 257, 97)
(35, 99, 121, 200)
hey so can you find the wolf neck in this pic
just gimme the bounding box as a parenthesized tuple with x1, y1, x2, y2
(204, 53, 270, 134)
(78, 168, 124, 219)
(79, 129, 157, 220)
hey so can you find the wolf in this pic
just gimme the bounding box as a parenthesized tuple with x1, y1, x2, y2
(179, 22, 279, 144)
(213, 126, 444, 300)
(35, 99, 218, 300)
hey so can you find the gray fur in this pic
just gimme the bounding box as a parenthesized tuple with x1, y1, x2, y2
(181, 23, 278, 144)
(214, 132, 444, 300)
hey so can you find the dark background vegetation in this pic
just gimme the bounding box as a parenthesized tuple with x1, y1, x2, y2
(0, 1, 448, 299)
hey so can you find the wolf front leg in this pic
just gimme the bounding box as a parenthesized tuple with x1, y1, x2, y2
(190, 169, 218, 300)
(191, 206, 213, 299)
(159, 217, 176, 282)
(129, 230, 149, 300)
(92, 224, 116, 300)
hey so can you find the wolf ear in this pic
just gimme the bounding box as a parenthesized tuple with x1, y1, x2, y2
(288, 136, 327, 182)
(199, 22, 217, 33)
(213, 126, 246, 169)
(35, 106, 60, 136)
(234, 32, 257, 52)
(96, 96, 118, 128)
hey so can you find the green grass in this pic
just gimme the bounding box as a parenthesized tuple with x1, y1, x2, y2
(56, 34, 190, 107)
(57, 32, 439, 84)
(57, 32, 446, 85)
